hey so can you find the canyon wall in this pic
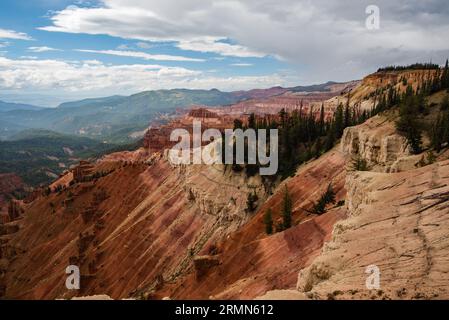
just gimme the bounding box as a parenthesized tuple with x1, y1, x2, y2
(258, 101, 449, 300)
(0, 148, 266, 299)
(294, 160, 449, 299)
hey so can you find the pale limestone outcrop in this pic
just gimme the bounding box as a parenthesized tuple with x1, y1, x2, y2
(341, 116, 410, 172)
(71, 295, 113, 300)
(255, 290, 307, 300)
(167, 139, 265, 220)
(389, 154, 423, 173)
(294, 160, 449, 299)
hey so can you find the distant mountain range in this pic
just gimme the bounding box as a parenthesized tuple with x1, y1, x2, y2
(0, 100, 45, 112)
(0, 82, 351, 142)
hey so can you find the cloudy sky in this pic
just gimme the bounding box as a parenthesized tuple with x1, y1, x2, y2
(0, 0, 448, 106)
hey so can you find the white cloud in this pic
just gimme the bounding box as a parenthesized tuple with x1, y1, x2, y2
(0, 42, 10, 48)
(75, 49, 205, 62)
(19, 56, 39, 60)
(0, 56, 287, 98)
(230, 63, 253, 67)
(0, 28, 33, 40)
(28, 46, 62, 52)
(177, 38, 265, 58)
(82, 59, 103, 65)
(38, 2, 268, 58)
(38, 0, 449, 82)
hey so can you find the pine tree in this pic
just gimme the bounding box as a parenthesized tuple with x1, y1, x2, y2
(312, 183, 336, 214)
(233, 119, 243, 129)
(441, 59, 449, 90)
(323, 183, 336, 205)
(344, 103, 351, 129)
(324, 122, 336, 151)
(248, 113, 256, 129)
(279, 108, 287, 128)
(334, 103, 344, 138)
(264, 208, 273, 235)
(430, 113, 444, 153)
(376, 94, 387, 113)
(319, 103, 325, 136)
(396, 94, 423, 154)
(282, 186, 292, 229)
(396, 113, 422, 154)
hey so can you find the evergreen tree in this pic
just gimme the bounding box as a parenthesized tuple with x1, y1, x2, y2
(233, 119, 243, 129)
(417, 93, 427, 114)
(248, 113, 256, 129)
(323, 183, 336, 205)
(344, 103, 351, 128)
(324, 122, 336, 151)
(430, 113, 444, 152)
(396, 93, 423, 154)
(282, 186, 292, 229)
(312, 183, 336, 214)
(376, 94, 387, 113)
(396, 113, 422, 154)
(441, 59, 449, 90)
(279, 108, 287, 128)
(334, 103, 344, 138)
(264, 208, 273, 235)
(319, 103, 325, 136)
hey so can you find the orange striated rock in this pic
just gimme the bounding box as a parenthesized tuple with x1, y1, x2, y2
(72, 161, 95, 183)
(1, 154, 266, 299)
(0, 173, 25, 216)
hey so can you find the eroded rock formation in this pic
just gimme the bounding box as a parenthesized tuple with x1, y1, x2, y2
(294, 160, 449, 299)
(341, 115, 410, 172)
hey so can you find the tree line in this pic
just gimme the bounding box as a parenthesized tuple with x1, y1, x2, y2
(230, 96, 368, 180)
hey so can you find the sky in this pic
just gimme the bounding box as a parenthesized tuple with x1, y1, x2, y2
(0, 0, 448, 107)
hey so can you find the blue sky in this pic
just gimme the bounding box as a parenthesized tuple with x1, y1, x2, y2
(0, 0, 290, 106)
(0, 0, 448, 106)
(0, 1, 284, 74)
